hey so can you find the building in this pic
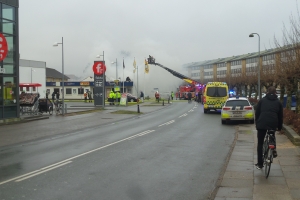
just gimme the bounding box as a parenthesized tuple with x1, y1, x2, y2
(0, 0, 19, 120)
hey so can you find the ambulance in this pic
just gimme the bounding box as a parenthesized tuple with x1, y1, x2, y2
(202, 82, 229, 113)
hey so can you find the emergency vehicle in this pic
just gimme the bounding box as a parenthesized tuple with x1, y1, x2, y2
(202, 82, 229, 113)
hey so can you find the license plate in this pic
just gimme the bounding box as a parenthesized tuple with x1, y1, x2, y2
(232, 111, 242, 114)
(233, 115, 242, 118)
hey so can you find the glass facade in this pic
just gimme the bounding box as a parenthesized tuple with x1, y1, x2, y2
(0, 1, 19, 120)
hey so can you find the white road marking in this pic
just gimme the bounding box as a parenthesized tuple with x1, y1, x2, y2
(188, 109, 194, 112)
(15, 161, 72, 182)
(0, 130, 155, 185)
(179, 113, 187, 118)
(158, 120, 175, 127)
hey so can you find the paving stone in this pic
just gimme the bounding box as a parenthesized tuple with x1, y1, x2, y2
(226, 164, 253, 173)
(281, 165, 300, 172)
(283, 171, 300, 179)
(254, 176, 286, 185)
(228, 160, 253, 167)
(286, 178, 300, 189)
(231, 151, 253, 157)
(290, 189, 300, 199)
(215, 197, 252, 200)
(223, 171, 253, 179)
(221, 178, 253, 188)
(230, 155, 253, 162)
(253, 184, 289, 194)
(253, 194, 293, 200)
(215, 187, 253, 198)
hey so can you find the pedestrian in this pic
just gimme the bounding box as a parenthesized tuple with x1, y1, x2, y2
(116, 91, 121, 105)
(197, 92, 202, 103)
(88, 91, 92, 102)
(255, 86, 283, 169)
(171, 91, 174, 100)
(187, 92, 192, 103)
(56, 92, 60, 100)
(84, 92, 87, 103)
(51, 91, 55, 102)
(109, 90, 114, 105)
(140, 91, 144, 102)
(155, 91, 160, 103)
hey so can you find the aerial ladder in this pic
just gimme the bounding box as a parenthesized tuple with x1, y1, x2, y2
(146, 55, 200, 85)
(146, 55, 202, 100)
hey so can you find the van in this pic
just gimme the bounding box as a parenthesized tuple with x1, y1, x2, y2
(202, 82, 228, 113)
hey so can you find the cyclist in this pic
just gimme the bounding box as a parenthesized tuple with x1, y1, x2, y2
(255, 86, 283, 169)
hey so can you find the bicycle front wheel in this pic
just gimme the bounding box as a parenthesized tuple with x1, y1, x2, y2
(265, 148, 273, 178)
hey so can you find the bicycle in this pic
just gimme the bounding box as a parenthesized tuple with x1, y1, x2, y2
(54, 100, 63, 115)
(262, 130, 276, 178)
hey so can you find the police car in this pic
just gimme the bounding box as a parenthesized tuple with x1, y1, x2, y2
(221, 96, 255, 124)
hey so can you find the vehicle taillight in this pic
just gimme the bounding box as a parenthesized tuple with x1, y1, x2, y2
(244, 106, 252, 110)
(222, 107, 231, 110)
(269, 144, 275, 149)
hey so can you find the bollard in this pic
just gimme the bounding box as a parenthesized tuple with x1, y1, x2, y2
(168, 98, 170, 104)
(162, 100, 164, 106)
(137, 104, 140, 113)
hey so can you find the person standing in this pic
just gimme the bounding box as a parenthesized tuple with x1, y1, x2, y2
(116, 91, 121, 105)
(155, 91, 160, 103)
(255, 86, 283, 169)
(171, 91, 174, 100)
(84, 92, 87, 103)
(140, 91, 144, 102)
(109, 90, 114, 105)
(56, 92, 60, 100)
(51, 91, 55, 102)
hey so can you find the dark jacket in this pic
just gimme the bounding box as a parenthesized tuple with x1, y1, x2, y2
(255, 93, 283, 130)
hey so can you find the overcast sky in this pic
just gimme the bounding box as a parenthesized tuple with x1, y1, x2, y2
(19, 0, 299, 95)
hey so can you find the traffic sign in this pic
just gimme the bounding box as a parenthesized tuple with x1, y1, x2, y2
(0, 33, 8, 61)
(93, 61, 106, 75)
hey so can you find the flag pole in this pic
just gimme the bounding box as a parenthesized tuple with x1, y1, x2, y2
(137, 65, 139, 97)
(123, 58, 125, 93)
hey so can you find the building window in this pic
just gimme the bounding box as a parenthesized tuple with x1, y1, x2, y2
(73, 89, 76, 94)
(78, 88, 84, 94)
(66, 88, 72, 94)
(2, 4, 15, 21)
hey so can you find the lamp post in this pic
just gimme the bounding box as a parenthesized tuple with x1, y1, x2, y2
(249, 33, 261, 100)
(53, 37, 65, 115)
(30, 68, 35, 93)
(111, 58, 118, 80)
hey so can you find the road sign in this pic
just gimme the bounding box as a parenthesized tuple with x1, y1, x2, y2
(0, 34, 8, 61)
(93, 61, 106, 75)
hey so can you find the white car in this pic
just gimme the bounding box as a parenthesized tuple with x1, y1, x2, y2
(221, 97, 255, 124)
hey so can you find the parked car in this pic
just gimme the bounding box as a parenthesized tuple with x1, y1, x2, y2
(221, 96, 255, 124)
(126, 93, 138, 102)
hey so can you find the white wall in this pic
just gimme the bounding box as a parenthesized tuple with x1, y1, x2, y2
(19, 59, 46, 97)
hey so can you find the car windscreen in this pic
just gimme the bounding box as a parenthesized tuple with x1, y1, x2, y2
(225, 100, 250, 107)
(206, 87, 227, 97)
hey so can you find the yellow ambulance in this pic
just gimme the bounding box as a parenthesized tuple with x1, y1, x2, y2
(202, 82, 229, 113)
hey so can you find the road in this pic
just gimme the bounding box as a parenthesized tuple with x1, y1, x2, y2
(0, 102, 236, 200)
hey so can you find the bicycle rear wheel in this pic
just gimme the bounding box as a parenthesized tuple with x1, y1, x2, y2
(265, 148, 273, 178)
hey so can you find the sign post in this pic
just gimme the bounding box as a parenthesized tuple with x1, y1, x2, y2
(0, 33, 8, 74)
(93, 61, 106, 106)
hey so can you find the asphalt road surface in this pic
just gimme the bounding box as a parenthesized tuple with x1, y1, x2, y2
(0, 102, 236, 200)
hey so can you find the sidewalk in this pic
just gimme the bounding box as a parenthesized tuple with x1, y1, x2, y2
(214, 124, 300, 200)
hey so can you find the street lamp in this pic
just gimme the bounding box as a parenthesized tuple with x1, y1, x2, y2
(31, 68, 35, 93)
(249, 33, 261, 99)
(111, 58, 118, 80)
(53, 37, 65, 115)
